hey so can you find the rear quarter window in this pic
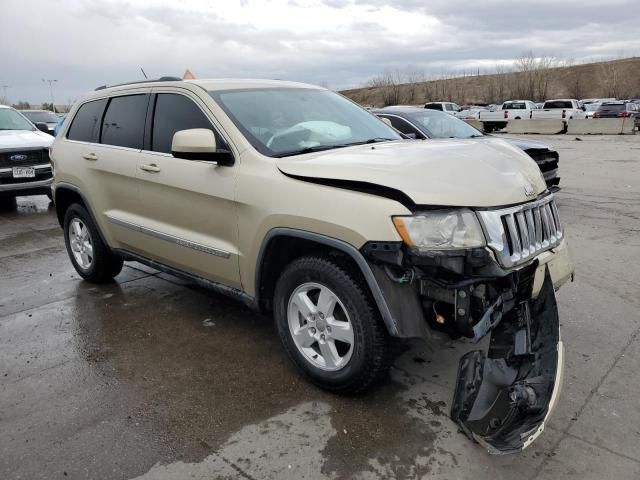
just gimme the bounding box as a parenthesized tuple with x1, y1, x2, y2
(66, 99, 107, 142)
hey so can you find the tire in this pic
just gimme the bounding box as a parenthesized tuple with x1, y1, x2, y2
(63, 203, 123, 283)
(274, 255, 392, 394)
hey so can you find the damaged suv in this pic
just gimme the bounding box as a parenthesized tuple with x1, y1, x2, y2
(51, 78, 573, 454)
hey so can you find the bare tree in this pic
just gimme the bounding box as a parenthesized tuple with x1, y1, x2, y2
(367, 70, 402, 106)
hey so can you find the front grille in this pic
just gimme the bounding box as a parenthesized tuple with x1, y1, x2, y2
(477, 195, 563, 268)
(0, 149, 47, 168)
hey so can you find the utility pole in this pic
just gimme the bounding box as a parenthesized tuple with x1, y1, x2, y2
(0, 85, 8, 104)
(42, 78, 58, 113)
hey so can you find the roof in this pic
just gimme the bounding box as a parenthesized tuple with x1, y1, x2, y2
(188, 78, 321, 91)
(372, 106, 444, 115)
(92, 77, 323, 94)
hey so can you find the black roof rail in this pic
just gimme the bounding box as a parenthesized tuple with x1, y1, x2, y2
(94, 76, 183, 91)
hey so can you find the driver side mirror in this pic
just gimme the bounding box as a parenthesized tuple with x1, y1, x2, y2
(35, 122, 50, 134)
(171, 129, 234, 166)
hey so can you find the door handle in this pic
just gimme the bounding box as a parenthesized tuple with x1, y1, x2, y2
(140, 163, 161, 173)
(82, 153, 98, 161)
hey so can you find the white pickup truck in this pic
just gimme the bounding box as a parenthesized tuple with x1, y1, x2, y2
(532, 99, 586, 120)
(477, 100, 537, 132)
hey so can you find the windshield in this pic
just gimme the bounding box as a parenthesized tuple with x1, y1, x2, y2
(585, 103, 601, 111)
(0, 108, 35, 131)
(406, 110, 482, 139)
(597, 104, 624, 112)
(543, 101, 573, 109)
(209, 88, 401, 157)
(22, 111, 59, 123)
(503, 102, 527, 110)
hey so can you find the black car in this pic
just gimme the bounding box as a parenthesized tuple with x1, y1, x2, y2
(371, 107, 560, 190)
(593, 102, 640, 128)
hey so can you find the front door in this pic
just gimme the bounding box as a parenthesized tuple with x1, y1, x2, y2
(134, 90, 241, 289)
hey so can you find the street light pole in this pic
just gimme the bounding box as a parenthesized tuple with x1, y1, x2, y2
(42, 79, 58, 113)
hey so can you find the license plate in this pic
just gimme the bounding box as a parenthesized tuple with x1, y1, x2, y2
(12, 167, 35, 178)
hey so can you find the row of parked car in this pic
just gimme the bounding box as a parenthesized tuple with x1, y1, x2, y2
(438, 98, 640, 132)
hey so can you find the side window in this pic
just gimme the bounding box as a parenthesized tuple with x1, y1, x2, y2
(381, 115, 424, 138)
(66, 99, 107, 142)
(151, 93, 222, 154)
(101, 95, 148, 149)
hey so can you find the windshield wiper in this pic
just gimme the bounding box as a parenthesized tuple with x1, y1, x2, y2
(273, 138, 397, 158)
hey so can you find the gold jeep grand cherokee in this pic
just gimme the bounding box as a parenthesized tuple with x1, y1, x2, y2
(51, 77, 574, 454)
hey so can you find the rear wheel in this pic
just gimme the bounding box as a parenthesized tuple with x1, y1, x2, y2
(274, 255, 392, 394)
(63, 203, 123, 283)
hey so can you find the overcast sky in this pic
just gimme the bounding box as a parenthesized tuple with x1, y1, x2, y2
(1, 0, 639, 105)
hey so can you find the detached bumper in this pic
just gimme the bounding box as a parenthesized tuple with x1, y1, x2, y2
(451, 267, 563, 454)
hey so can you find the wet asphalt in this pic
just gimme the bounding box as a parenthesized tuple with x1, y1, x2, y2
(1, 134, 639, 479)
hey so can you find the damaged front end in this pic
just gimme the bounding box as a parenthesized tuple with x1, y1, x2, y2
(361, 195, 571, 454)
(450, 268, 563, 454)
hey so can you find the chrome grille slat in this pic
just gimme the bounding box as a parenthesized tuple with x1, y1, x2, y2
(477, 195, 563, 268)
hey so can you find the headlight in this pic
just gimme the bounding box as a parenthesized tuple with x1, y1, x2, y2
(392, 209, 485, 251)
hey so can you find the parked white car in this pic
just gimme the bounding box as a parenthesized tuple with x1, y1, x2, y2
(477, 100, 538, 132)
(584, 102, 601, 118)
(424, 102, 460, 114)
(532, 99, 586, 120)
(454, 106, 489, 120)
(0, 105, 54, 200)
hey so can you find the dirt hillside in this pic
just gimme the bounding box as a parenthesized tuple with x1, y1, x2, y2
(341, 57, 640, 107)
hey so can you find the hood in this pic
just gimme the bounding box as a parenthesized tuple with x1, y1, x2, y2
(0, 129, 54, 150)
(503, 136, 552, 151)
(276, 137, 546, 208)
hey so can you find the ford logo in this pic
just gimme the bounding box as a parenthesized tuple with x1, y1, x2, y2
(10, 154, 28, 162)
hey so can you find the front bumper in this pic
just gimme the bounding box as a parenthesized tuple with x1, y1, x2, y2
(362, 235, 573, 454)
(451, 267, 564, 454)
(0, 164, 53, 194)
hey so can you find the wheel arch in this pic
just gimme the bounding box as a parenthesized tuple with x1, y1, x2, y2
(255, 228, 400, 336)
(54, 182, 109, 246)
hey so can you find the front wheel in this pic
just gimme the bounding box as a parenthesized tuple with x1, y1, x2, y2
(274, 255, 392, 394)
(63, 203, 123, 283)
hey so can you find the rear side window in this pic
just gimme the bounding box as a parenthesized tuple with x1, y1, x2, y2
(67, 99, 107, 142)
(101, 95, 148, 149)
(151, 94, 217, 154)
(379, 115, 423, 138)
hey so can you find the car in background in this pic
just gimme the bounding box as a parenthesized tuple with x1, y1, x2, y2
(372, 106, 560, 190)
(0, 105, 54, 201)
(477, 100, 538, 132)
(454, 106, 489, 120)
(53, 114, 68, 136)
(424, 102, 460, 114)
(583, 102, 601, 118)
(535, 102, 544, 109)
(532, 99, 586, 120)
(593, 101, 640, 127)
(19, 109, 59, 135)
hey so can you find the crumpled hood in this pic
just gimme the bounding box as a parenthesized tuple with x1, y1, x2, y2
(0, 129, 53, 150)
(276, 137, 547, 207)
(503, 136, 553, 151)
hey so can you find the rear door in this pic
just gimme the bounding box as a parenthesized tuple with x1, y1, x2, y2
(134, 89, 241, 288)
(63, 93, 148, 250)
